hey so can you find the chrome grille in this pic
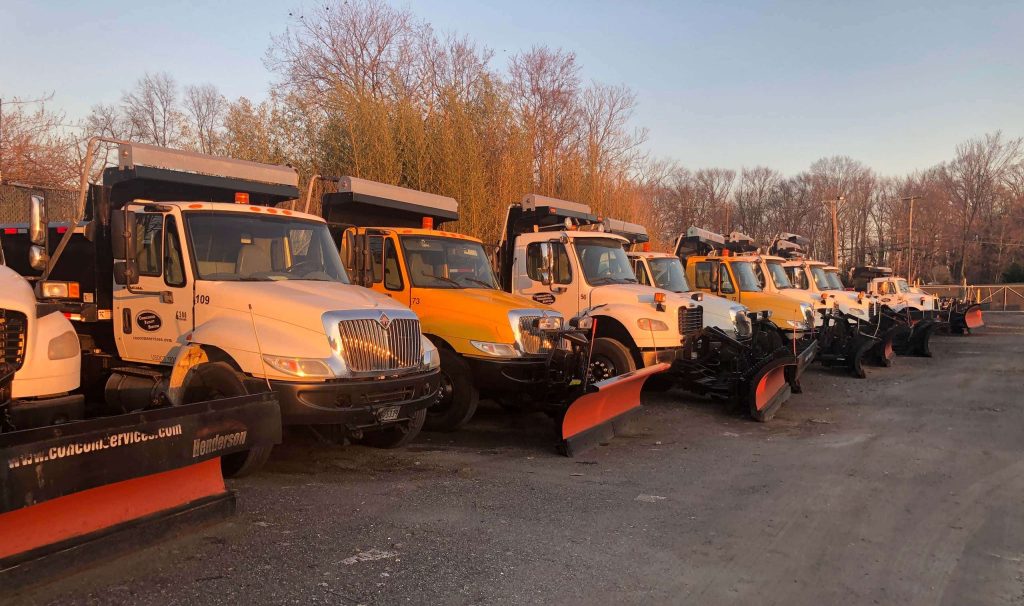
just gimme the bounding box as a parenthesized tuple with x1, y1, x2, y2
(678, 305, 703, 336)
(0, 309, 27, 372)
(337, 318, 421, 373)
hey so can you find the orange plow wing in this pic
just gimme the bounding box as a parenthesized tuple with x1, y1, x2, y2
(964, 305, 984, 329)
(747, 356, 794, 422)
(558, 363, 670, 457)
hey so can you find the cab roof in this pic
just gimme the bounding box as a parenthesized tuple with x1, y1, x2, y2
(131, 200, 325, 223)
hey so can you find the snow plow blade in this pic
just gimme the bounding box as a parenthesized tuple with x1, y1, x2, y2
(746, 355, 794, 422)
(951, 304, 984, 333)
(1, 393, 280, 589)
(558, 363, 670, 457)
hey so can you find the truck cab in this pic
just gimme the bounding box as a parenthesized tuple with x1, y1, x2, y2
(783, 259, 876, 321)
(497, 196, 703, 381)
(2, 142, 441, 464)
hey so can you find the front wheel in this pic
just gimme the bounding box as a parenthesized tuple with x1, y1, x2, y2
(180, 361, 273, 479)
(358, 408, 427, 449)
(589, 337, 637, 382)
(424, 349, 478, 432)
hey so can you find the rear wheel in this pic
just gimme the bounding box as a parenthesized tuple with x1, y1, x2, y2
(424, 349, 478, 431)
(589, 338, 637, 382)
(358, 408, 427, 448)
(181, 361, 273, 479)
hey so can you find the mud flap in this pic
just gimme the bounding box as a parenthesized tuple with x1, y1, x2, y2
(558, 363, 670, 457)
(0, 393, 280, 586)
(746, 356, 793, 422)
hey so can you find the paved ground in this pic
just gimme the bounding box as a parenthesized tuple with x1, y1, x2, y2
(17, 315, 1024, 605)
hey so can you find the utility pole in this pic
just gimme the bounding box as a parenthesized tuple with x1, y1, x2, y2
(826, 196, 845, 267)
(901, 195, 923, 283)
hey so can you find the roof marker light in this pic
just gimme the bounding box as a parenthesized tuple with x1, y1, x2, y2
(422, 217, 434, 230)
(235, 192, 250, 204)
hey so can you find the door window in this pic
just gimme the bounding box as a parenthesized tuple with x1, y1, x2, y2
(383, 238, 403, 290)
(164, 215, 186, 287)
(719, 264, 735, 294)
(694, 261, 713, 289)
(134, 214, 163, 277)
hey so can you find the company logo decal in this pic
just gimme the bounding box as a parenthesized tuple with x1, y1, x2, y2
(378, 312, 392, 329)
(136, 310, 163, 332)
(532, 293, 556, 305)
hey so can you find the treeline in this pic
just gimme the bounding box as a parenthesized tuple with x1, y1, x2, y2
(1, 0, 1022, 283)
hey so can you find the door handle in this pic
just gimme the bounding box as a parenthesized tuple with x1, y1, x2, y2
(122, 308, 132, 334)
(160, 291, 174, 304)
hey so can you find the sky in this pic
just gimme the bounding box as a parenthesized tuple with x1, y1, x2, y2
(2, 0, 1022, 176)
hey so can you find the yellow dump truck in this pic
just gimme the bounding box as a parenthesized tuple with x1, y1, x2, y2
(314, 177, 662, 455)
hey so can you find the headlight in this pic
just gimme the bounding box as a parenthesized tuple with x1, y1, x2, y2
(262, 355, 334, 378)
(800, 303, 815, 328)
(470, 341, 520, 357)
(534, 316, 563, 331)
(572, 315, 594, 330)
(637, 318, 669, 332)
(47, 330, 79, 360)
(421, 336, 440, 370)
(40, 280, 81, 299)
(730, 307, 752, 338)
(784, 320, 807, 329)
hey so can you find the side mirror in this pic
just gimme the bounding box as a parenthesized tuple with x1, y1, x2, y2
(29, 195, 48, 246)
(110, 210, 137, 261)
(538, 242, 553, 286)
(29, 245, 49, 271)
(113, 260, 139, 286)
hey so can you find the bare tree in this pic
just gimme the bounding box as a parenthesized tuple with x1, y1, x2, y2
(121, 72, 186, 147)
(184, 84, 227, 154)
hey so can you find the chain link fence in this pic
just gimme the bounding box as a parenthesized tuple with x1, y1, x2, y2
(0, 184, 78, 224)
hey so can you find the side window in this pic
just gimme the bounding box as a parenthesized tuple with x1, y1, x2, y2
(694, 261, 712, 289)
(527, 242, 572, 285)
(134, 213, 163, 276)
(634, 260, 650, 286)
(383, 238, 403, 290)
(720, 264, 735, 294)
(164, 216, 186, 287)
(367, 236, 384, 283)
(752, 264, 766, 289)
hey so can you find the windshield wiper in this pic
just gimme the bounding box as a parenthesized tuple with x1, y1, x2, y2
(420, 273, 463, 288)
(463, 277, 496, 289)
(589, 277, 620, 285)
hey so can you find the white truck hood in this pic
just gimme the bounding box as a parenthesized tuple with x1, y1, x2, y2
(0, 265, 38, 316)
(200, 280, 411, 334)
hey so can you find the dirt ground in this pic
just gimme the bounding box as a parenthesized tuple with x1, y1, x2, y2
(15, 315, 1024, 605)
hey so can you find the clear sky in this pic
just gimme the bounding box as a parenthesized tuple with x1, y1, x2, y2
(3, 0, 1022, 175)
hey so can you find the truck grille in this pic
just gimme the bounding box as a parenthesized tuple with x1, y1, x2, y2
(678, 305, 703, 336)
(0, 310, 27, 372)
(337, 318, 421, 373)
(517, 315, 557, 354)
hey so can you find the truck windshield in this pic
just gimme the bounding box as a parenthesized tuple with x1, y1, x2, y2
(575, 238, 638, 285)
(648, 257, 690, 292)
(766, 261, 795, 289)
(809, 266, 832, 290)
(824, 270, 845, 290)
(732, 261, 762, 292)
(185, 213, 349, 282)
(401, 236, 497, 289)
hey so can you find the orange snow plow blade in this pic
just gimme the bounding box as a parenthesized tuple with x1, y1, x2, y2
(964, 306, 984, 329)
(558, 363, 670, 457)
(748, 356, 794, 422)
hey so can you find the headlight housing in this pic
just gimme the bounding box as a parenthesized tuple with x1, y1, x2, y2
(421, 336, 440, 370)
(47, 330, 80, 360)
(730, 307, 752, 338)
(262, 355, 335, 379)
(534, 316, 563, 331)
(470, 340, 520, 357)
(800, 303, 815, 328)
(637, 318, 669, 332)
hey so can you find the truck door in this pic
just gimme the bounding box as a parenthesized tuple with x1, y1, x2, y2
(113, 209, 193, 366)
(514, 239, 580, 318)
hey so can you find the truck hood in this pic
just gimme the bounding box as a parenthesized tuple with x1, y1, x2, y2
(410, 287, 559, 345)
(198, 280, 412, 334)
(0, 265, 38, 316)
(588, 283, 696, 311)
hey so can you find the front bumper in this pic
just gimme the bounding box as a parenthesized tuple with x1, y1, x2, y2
(641, 347, 687, 367)
(464, 356, 550, 393)
(264, 369, 441, 427)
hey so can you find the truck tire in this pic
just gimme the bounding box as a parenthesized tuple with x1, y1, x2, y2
(181, 361, 273, 479)
(358, 408, 427, 449)
(589, 337, 636, 382)
(424, 349, 478, 431)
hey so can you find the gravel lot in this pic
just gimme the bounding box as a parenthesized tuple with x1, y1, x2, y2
(17, 314, 1024, 605)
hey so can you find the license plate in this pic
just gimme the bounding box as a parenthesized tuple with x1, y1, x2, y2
(377, 406, 400, 422)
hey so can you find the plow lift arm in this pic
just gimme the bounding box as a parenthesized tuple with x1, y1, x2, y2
(0, 139, 284, 589)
